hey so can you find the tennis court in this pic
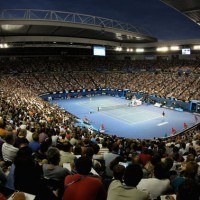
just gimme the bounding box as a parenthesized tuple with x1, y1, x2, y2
(52, 96, 196, 139)
(78, 99, 160, 124)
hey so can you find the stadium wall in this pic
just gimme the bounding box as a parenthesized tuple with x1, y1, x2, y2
(40, 89, 192, 111)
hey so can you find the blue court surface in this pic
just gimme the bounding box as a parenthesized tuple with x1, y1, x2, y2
(52, 96, 196, 139)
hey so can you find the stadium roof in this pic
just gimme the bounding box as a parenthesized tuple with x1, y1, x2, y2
(0, 9, 157, 50)
(1, 9, 200, 56)
(161, 0, 200, 26)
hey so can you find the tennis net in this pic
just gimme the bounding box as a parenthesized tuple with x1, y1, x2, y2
(98, 103, 130, 111)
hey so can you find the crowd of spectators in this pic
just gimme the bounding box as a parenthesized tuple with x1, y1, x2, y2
(0, 57, 200, 101)
(0, 57, 200, 200)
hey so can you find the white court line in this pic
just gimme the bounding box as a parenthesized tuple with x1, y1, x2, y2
(102, 110, 161, 124)
(157, 122, 168, 126)
(107, 108, 159, 118)
(78, 100, 161, 124)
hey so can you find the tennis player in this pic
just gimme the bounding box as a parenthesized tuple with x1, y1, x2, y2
(162, 111, 165, 118)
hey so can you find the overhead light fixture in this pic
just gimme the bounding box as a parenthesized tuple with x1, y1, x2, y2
(193, 45, 200, 50)
(115, 47, 122, 51)
(136, 48, 144, 52)
(3, 44, 8, 48)
(156, 47, 168, 52)
(2, 25, 24, 31)
(170, 46, 179, 51)
(126, 48, 133, 52)
(0, 43, 9, 48)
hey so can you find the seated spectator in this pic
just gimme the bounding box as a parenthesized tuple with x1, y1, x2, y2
(172, 147, 184, 162)
(167, 179, 200, 200)
(14, 146, 57, 200)
(43, 147, 70, 182)
(93, 143, 103, 160)
(139, 148, 152, 166)
(35, 141, 49, 164)
(176, 179, 200, 200)
(137, 162, 171, 199)
(63, 156, 106, 200)
(99, 141, 109, 155)
(107, 164, 150, 200)
(185, 153, 195, 162)
(73, 145, 82, 156)
(51, 132, 59, 147)
(112, 164, 125, 183)
(144, 154, 161, 178)
(170, 160, 199, 193)
(162, 157, 174, 172)
(0, 119, 6, 139)
(29, 132, 41, 152)
(104, 143, 119, 178)
(59, 142, 75, 166)
(14, 129, 29, 148)
(85, 147, 101, 172)
(38, 128, 48, 144)
(184, 161, 199, 179)
(25, 125, 34, 143)
(103, 164, 126, 192)
(69, 134, 78, 146)
(2, 133, 19, 163)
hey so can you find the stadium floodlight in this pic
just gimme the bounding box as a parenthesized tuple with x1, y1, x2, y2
(2, 24, 24, 31)
(193, 45, 200, 50)
(115, 47, 122, 51)
(126, 48, 133, 52)
(156, 47, 169, 52)
(3, 43, 8, 48)
(0, 43, 8, 48)
(136, 48, 144, 53)
(170, 46, 179, 51)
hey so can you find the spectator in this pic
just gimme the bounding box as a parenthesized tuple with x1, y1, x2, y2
(2, 133, 19, 163)
(139, 148, 152, 166)
(137, 162, 171, 199)
(104, 143, 119, 178)
(107, 164, 150, 200)
(14, 129, 29, 148)
(14, 146, 57, 200)
(167, 179, 200, 200)
(85, 147, 101, 173)
(29, 132, 41, 152)
(59, 142, 75, 166)
(43, 147, 70, 182)
(63, 156, 106, 200)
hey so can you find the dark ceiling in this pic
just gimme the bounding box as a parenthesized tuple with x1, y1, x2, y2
(161, 0, 200, 25)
